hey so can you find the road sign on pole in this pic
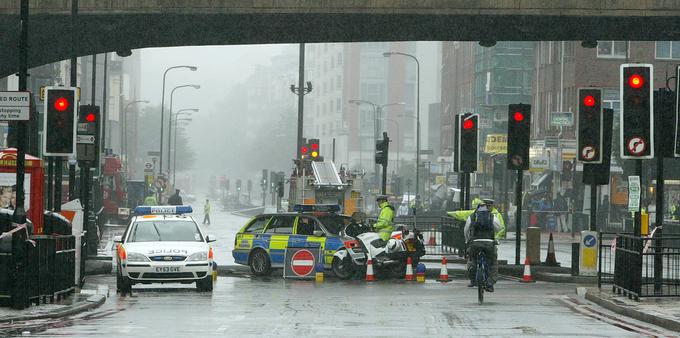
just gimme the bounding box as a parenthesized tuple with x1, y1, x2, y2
(628, 176, 641, 212)
(0, 91, 30, 120)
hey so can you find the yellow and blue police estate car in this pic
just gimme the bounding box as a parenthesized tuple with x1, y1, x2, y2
(114, 206, 216, 292)
(232, 205, 350, 276)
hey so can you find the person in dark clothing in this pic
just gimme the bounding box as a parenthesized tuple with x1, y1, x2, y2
(554, 191, 569, 232)
(168, 189, 183, 206)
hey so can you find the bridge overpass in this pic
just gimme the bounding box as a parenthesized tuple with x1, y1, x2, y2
(2, 0, 680, 76)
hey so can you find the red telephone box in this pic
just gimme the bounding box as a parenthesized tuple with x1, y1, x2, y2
(0, 148, 45, 233)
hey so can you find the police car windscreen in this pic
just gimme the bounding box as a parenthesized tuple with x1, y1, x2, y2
(128, 221, 204, 242)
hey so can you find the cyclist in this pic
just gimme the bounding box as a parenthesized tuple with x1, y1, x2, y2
(464, 198, 503, 292)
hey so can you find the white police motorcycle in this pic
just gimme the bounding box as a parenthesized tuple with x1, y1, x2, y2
(332, 222, 425, 280)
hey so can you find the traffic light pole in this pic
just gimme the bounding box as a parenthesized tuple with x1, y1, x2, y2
(47, 159, 54, 210)
(54, 160, 62, 211)
(464, 172, 471, 210)
(634, 160, 642, 236)
(589, 184, 597, 231)
(14, 0, 29, 226)
(514, 170, 523, 266)
(381, 132, 389, 195)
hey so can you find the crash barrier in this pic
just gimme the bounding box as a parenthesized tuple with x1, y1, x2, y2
(367, 216, 465, 256)
(0, 228, 76, 309)
(612, 233, 680, 300)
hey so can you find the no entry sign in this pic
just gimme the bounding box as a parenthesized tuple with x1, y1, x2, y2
(284, 246, 321, 279)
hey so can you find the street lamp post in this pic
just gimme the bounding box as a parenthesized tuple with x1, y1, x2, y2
(159, 65, 197, 177)
(122, 99, 149, 176)
(348, 99, 405, 193)
(167, 84, 200, 171)
(384, 51, 420, 217)
(170, 109, 198, 185)
(173, 118, 192, 187)
(385, 118, 401, 171)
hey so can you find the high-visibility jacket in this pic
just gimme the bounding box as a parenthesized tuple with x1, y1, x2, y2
(143, 195, 157, 206)
(448, 205, 506, 240)
(374, 201, 395, 241)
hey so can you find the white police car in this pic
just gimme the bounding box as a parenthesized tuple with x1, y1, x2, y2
(113, 206, 216, 292)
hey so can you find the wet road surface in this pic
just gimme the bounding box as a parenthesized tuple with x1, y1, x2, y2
(5, 274, 676, 337)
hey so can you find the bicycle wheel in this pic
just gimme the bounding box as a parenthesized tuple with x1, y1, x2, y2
(477, 253, 486, 305)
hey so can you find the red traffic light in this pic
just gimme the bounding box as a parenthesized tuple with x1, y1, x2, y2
(85, 113, 96, 122)
(311, 143, 319, 150)
(301, 146, 309, 154)
(628, 74, 644, 89)
(54, 97, 69, 112)
(583, 95, 596, 107)
(462, 119, 474, 130)
(513, 112, 525, 122)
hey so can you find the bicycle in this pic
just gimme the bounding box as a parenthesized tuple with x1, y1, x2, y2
(475, 250, 490, 305)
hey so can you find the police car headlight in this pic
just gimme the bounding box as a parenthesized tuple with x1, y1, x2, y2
(187, 252, 208, 261)
(126, 252, 150, 262)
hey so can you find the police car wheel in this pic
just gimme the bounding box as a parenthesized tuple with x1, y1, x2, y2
(332, 255, 353, 280)
(249, 250, 271, 276)
(196, 275, 213, 292)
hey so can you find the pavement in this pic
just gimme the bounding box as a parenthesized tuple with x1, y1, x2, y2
(585, 286, 680, 333)
(0, 279, 109, 335)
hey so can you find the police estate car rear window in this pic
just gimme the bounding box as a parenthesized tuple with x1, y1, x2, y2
(128, 220, 203, 242)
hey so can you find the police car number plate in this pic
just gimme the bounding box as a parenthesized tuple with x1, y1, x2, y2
(155, 266, 180, 273)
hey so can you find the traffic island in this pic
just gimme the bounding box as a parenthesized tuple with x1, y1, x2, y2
(584, 287, 680, 332)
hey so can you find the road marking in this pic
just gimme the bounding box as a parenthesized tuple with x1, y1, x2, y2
(216, 325, 229, 333)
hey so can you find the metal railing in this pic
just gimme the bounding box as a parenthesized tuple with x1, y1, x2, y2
(0, 228, 76, 309)
(613, 233, 680, 300)
(597, 231, 632, 288)
(368, 216, 465, 256)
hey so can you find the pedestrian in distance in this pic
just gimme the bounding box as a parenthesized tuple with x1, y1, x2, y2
(203, 199, 211, 225)
(168, 189, 183, 206)
(554, 191, 569, 233)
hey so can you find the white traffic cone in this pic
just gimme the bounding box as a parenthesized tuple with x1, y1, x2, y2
(520, 258, 535, 283)
(438, 256, 449, 282)
(366, 253, 375, 282)
(405, 256, 414, 281)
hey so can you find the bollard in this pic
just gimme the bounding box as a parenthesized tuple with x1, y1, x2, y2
(416, 263, 426, 283)
(315, 263, 324, 283)
(212, 262, 218, 281)
(526, 227, 541, 265)
(571, 242, 580, 276)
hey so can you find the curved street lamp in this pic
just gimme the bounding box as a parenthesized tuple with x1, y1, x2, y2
(172, 118, 193, 187)
(170, 108, 198, 182)
(383, 51, 421, 217)
(167, 84, 200, 170)
(122, 99, 149, 176)
(159, 65, 197, 176)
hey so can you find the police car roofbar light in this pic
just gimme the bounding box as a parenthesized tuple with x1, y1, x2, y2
(134, 205, 193, 215)
(292, 204, 341, 213)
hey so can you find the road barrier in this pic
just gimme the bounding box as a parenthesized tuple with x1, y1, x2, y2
(368, 216, 466, 256)
(0, 226, 76, 309)
(612, 232, 680, 300)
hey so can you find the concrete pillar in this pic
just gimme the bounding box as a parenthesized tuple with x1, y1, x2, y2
(526, 227, 541, 265)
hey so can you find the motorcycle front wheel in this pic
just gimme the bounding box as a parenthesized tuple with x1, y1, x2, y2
(332, 255, 354, 280)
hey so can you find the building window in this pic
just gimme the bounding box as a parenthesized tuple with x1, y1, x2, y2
(336, 75, 342, 89)
(597, 41, 627, 58)
(656, 41, 680, 60)
(337, 53, 343, 66)
(336, 98, 341, 111)
(330, 100, 334, 113)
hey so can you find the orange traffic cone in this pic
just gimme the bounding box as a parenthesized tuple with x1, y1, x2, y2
(520, 258, 535, 283)
(438, 256, 449, 282)
(405, 256, 414, 281)
(365, 253, 375, 282)
(428, 225, 437, 246)
(544, 233, 559, 266)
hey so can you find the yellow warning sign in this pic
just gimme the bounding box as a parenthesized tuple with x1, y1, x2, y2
(435, 176, 445, 185)
(484, 134, 507, 154)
